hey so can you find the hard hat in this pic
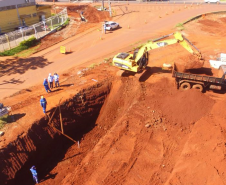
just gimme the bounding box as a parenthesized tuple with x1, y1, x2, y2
(41, 96, 44, 99)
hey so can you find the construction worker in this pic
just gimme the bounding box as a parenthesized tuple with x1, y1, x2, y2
(40, 96, 47, 114)
(30, 166, 39, 184)
(43, 78, 51, 93)
(103, 22, 106, 34)
(53, 72, 59, 88)
(48, 73, 54, 89)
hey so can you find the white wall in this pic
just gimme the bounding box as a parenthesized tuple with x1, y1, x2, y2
(0, 0, 36, 7)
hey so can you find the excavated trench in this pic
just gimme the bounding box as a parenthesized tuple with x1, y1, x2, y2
(1, 76, 219, 185)
(1, 80, 111, 185)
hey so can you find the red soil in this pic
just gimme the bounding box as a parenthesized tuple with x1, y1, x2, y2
(2, 3, 226, 185)
(175, 54, 204, 72)
(38, 4, 110, 51)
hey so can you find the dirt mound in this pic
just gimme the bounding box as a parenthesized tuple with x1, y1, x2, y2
(37, 5, 110, 52)
(38, 33, 64, 51)
(66, 5, 87, 18)
(58, 77, 216, 185)
(198, 19, 221, 27)
(159, 88, 215, 126)
(197, 18, 226, 36)
(175, 54, 204, 72)
(60, 5, 110, 23)
(84, 5, 110, 23)
(219, 17, 226, 23)
(144, 78, 214, 126)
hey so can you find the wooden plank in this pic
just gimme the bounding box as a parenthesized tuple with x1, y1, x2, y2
(48, 123, 77, 143)
(48, 98, 62, 125)
(59, 104, 64, 134)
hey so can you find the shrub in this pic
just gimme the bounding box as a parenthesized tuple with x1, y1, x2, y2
(89, 63, 96, 69)
(0, 115, 9, 129)
(63, 18, 70, 26)
(176, 23, 184, 27)
(19, 36, 38, 47)
(0, 36, 38, 56)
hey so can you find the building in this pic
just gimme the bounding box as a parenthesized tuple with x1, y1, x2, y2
(0, 0, 51, 33)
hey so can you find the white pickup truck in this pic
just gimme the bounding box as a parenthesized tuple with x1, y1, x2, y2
(209, 53, 226, 69)
(0, 103, 11, 118)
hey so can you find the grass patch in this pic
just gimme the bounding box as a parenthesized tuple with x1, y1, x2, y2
(176, 23, 184, 27)
(55, 18, 70, 31)
(104, 58, 110, 61)
(62, 18, 70, 27)
(48, 18, 70, 31)
(175, 22, 185, 31)
(0, 36, 39, 56)
(15, 45, 40, 57)
(0, 115, 9, 129)
(177, 27, 185, 31)
(89, 63, 96, 69)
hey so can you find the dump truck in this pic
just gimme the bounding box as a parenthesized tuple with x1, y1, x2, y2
(172, 64, 226, 92)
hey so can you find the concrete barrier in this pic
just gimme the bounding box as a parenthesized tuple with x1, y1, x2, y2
(182, 10, 226, 25)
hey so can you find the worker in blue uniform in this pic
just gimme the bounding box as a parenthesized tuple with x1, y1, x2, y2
(40, 96, 47, 114)
(43, 78, 51, 93)
(30, 166, 39, 184)
(103, 23, 106, 34)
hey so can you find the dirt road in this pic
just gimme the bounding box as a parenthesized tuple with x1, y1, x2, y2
(1, 3, 226, 100)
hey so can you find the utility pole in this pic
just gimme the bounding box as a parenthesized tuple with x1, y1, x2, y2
(102, 0, 104, 10)
(108, 0, 112, 17)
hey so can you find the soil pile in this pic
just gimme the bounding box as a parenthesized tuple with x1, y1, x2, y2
(66, 5, 87, 18)
(84, 5, 110, 23)
(198, 18, 226, 36)
(175, 54, 204, 72)
(159, 88, 215, 126)
(37, 5, 110, 52)
(57, 77, 216, 185)
(61, 5, 110, 23)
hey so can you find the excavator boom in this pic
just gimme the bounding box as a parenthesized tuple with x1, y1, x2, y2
(112, 32, 202, 73)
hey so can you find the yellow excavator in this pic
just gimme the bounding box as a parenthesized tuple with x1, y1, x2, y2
(112, 32, 202, 73)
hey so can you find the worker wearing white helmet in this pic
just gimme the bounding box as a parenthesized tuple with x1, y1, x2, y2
(54, 72, 59, 88)
(48, 73, 54, 89)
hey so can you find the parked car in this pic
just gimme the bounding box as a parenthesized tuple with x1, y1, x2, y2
(104, 21, 120, 31)
(204, 0, 219, 3)
(14, 26, 33, 34)
(97, 7, 107, 11)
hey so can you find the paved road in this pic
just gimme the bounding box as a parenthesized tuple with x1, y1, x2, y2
(0, 3, 226, 100)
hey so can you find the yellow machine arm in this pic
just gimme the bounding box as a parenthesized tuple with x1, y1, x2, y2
(112, 32, 201, 73)
(134, 32, 201, 63)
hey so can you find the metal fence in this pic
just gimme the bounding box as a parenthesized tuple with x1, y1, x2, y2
(0, 8, 68, 52)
